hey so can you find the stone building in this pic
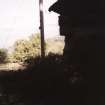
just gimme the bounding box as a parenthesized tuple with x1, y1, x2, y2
(49, 0, 105, 105)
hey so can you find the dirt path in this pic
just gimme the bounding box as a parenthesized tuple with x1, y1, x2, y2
(0, 63, 27, 71)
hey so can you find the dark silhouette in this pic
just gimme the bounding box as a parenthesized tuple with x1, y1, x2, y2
(0, 54, 87, 105)
(49, 0, 105, 105)
(0, 0, 104, 105)
(0, 48, 8, 63)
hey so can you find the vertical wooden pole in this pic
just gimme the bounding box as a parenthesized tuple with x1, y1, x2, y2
(39, 0, 45, 58)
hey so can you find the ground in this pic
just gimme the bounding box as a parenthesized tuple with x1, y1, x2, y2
(0, 63, 27, 71)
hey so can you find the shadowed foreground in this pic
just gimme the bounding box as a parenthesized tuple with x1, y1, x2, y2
(0, 54, 86, 105)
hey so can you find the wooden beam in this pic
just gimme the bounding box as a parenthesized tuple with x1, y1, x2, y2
(39, 0, 45, 58)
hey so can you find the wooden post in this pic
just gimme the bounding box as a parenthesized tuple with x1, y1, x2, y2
(39, 0, 45, 58)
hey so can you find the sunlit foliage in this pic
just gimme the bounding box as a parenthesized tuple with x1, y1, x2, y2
(11, 33, 41, 62)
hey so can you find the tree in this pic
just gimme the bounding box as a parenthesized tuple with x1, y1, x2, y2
(0, 48, 8, 63)
(12, 33, 41, 62)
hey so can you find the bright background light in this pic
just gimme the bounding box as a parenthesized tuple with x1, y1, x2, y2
(0, 0, 59, 48)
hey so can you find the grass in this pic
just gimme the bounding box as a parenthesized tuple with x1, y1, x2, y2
(0, 54, 87, 105)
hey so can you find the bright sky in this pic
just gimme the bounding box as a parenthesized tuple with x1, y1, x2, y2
(0, 0, 59, 48)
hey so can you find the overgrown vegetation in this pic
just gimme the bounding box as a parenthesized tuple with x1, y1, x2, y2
(0, 48, 8, 63)
(7, 33, 64, 63)
(10, 33, 41, 63)
(0, 54, 85, 105)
